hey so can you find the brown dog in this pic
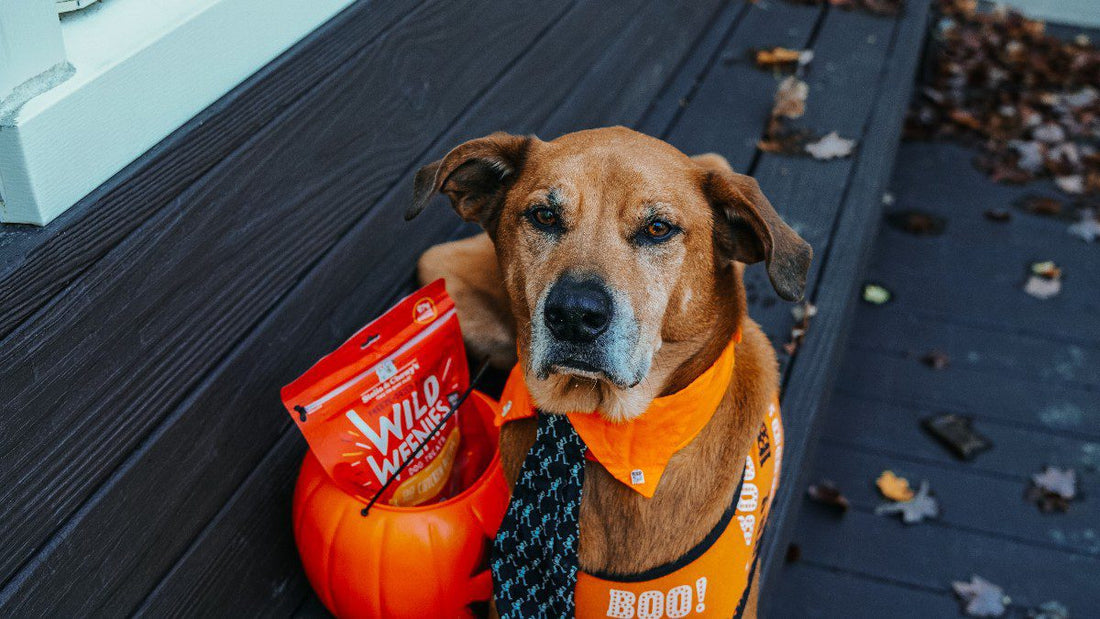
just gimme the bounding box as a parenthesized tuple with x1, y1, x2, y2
(409, 127, 811, 616)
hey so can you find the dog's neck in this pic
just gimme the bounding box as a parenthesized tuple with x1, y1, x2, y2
(658, 264, 744, 397)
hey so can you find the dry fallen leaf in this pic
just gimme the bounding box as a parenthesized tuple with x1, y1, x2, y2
(1017, 196, 1064, 217)
(875, 480, 939, 524)
(755, 47, 806, 69)
(1031, 261, 1061, 279)
(805, 131, 856, 160)
(886, 210, 947, 235)
(1027, 466, 1077, 512)
(1024, 261, 1062, 299)
(876, 470, 916, 501)
(1055, 175, 1084, 195)
(862, 283, 892, 305)
(807, 480, 849, 513)
(1068, 209, 1100, 242)
(1028, 601, 1069, 619)
(953, 575, 1010, 617)
(1024, 276, 1061, 299)
(923, 413, 992, 460)
(783, 302, 817, 356)
(772, 76, 809, 120)
(920, 350, 951, 370)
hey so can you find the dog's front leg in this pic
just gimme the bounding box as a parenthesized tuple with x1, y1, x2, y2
(418, 232, 517, 368)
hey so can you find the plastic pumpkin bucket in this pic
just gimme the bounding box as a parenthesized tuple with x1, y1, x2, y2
(292, 390, 508, 618)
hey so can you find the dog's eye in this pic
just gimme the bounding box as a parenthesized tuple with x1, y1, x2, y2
(638, 219, 678, 243)
(527, 207, 561, 230)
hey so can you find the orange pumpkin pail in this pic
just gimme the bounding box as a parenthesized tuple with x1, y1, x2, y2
(292, 390, 508, 618)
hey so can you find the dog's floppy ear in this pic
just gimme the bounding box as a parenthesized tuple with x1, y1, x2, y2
(405, 132, 531, 229)
(702, 168, 813, 301)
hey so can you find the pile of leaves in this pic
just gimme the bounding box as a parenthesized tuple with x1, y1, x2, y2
(906, 0, 1100, 201)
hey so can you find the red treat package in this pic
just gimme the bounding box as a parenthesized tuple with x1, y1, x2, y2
(282, 280, 469, 506)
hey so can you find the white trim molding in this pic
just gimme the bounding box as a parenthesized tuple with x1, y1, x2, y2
(0, 0, 356, 225)
(0, 0, 67, 102)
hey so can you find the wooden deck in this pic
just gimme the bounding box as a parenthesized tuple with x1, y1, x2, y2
(772, 140, 1100, 616)
(0, 0, 932, 615)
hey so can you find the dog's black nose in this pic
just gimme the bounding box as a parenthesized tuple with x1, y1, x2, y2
(544, 277, 612, 343)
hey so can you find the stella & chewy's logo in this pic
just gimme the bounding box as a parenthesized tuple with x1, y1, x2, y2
(413, 297, 437, 324)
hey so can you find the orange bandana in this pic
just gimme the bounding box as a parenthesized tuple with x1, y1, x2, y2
(494, 330, 741, 498)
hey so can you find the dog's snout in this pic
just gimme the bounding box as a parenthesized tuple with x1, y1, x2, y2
(544, 277, 612, 343)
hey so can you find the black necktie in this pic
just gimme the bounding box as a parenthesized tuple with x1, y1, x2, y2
(491, 412, 586, 618)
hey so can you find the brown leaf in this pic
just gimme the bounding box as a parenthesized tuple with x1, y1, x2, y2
(755, 47, 804, 69)
(772, 76, 808, 120)
(1017, 196, 1064, 217)
(923, 413, 992, 460)
(886, 210, 947, 235)
(876, 470, 916, 501)
(807, 480, 849, 513)
(920, 350, 951, 370)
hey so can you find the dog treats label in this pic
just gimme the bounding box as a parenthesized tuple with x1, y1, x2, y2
(282, 279, 469, 506)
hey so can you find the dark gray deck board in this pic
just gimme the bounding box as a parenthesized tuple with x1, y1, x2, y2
(753, 0, 934, 608)
(788, 507, 1100, 611)
(812, 442, 1100, 556)
(775, 65, 1100, 617)
(836, 350, 1100, 440)
(862, 142, 1100, 346)
(848, 304, 1100, 391)
(661, 0, 825, 171)
(0, 0, 941, 613)
(772, 561, 961, 618)
(0, 0, 425, 341)
(102, 0, 740, 612)
(0, 0, 577, 611)
(823, 393, 1100, 481)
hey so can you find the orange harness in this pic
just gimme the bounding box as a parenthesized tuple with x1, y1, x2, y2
(494, 334, 783, 618)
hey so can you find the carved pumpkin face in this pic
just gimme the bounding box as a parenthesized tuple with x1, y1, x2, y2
(293, 392, 508, 618)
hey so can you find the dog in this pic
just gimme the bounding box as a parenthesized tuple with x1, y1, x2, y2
(408, 127, 811, 617)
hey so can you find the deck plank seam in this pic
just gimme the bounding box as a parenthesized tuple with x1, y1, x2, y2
(845, 343, 1100, 392)
(0, 0, 583, 602)
(795, 558, 953, 596)
(857, 305, 1100, 349)
(0, 0, 431, 341)
(833, 387, 1100, 442)
(780, 10, 906, 390)
(836, 502, 1100, 560)
(822, 436, 1047, 484)
(634, 0, 751, 136)
(650, 2, 756, 140)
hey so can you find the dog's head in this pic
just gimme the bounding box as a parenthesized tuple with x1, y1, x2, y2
(408, 127, 811, 421)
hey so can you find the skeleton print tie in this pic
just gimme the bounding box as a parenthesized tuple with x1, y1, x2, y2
(491, 412, 586, 618)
